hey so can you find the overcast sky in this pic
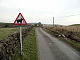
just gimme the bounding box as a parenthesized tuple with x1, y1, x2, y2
(0, 0, 80, 25)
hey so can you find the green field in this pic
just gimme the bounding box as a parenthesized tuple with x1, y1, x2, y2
(0, 28, 19, 40)
(14, 28, 38, 60)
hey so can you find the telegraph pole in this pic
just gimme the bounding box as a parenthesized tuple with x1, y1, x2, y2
(53, 17, 54, 27)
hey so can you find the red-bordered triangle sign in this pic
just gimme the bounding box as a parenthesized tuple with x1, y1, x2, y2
(14, 13, 27, 25)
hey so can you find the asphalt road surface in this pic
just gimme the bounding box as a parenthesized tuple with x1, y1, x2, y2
(35, 27, 80, 60)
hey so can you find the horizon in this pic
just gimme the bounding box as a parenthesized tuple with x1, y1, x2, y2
(0, 22, 80, 26)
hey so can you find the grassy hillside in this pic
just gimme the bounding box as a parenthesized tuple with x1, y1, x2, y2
(70, 24, 80, 26)
(0, 22, 41, 28)
(0, 22, 36, 28)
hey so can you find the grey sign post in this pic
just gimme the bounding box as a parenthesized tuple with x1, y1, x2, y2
(20, 26, 22, 56)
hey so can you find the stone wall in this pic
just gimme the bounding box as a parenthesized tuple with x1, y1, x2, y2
(0, 26, 33, 60)
(43, 27, 80, 42)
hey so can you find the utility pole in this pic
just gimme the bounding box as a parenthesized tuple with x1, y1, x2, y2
(53, 17, 54, 27)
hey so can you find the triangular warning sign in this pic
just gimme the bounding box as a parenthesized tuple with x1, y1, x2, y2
(14, 13, 27, 25)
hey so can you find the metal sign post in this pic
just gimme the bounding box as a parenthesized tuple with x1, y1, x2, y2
(20, 26, 22, 56)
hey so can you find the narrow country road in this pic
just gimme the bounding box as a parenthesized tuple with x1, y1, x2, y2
(35, 27, 80, 60)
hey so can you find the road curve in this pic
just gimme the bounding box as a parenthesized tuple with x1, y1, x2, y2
(35, 27, 80, 60)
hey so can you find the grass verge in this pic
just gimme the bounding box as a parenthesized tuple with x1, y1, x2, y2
(14, 28, 38, 60)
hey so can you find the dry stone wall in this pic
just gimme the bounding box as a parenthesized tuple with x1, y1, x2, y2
(43, 27, 80, 42)
(0, 26, 33, 60)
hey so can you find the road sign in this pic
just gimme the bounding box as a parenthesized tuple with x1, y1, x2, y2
(14, 13, 27, 25)
(13, 13, 27, 56)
